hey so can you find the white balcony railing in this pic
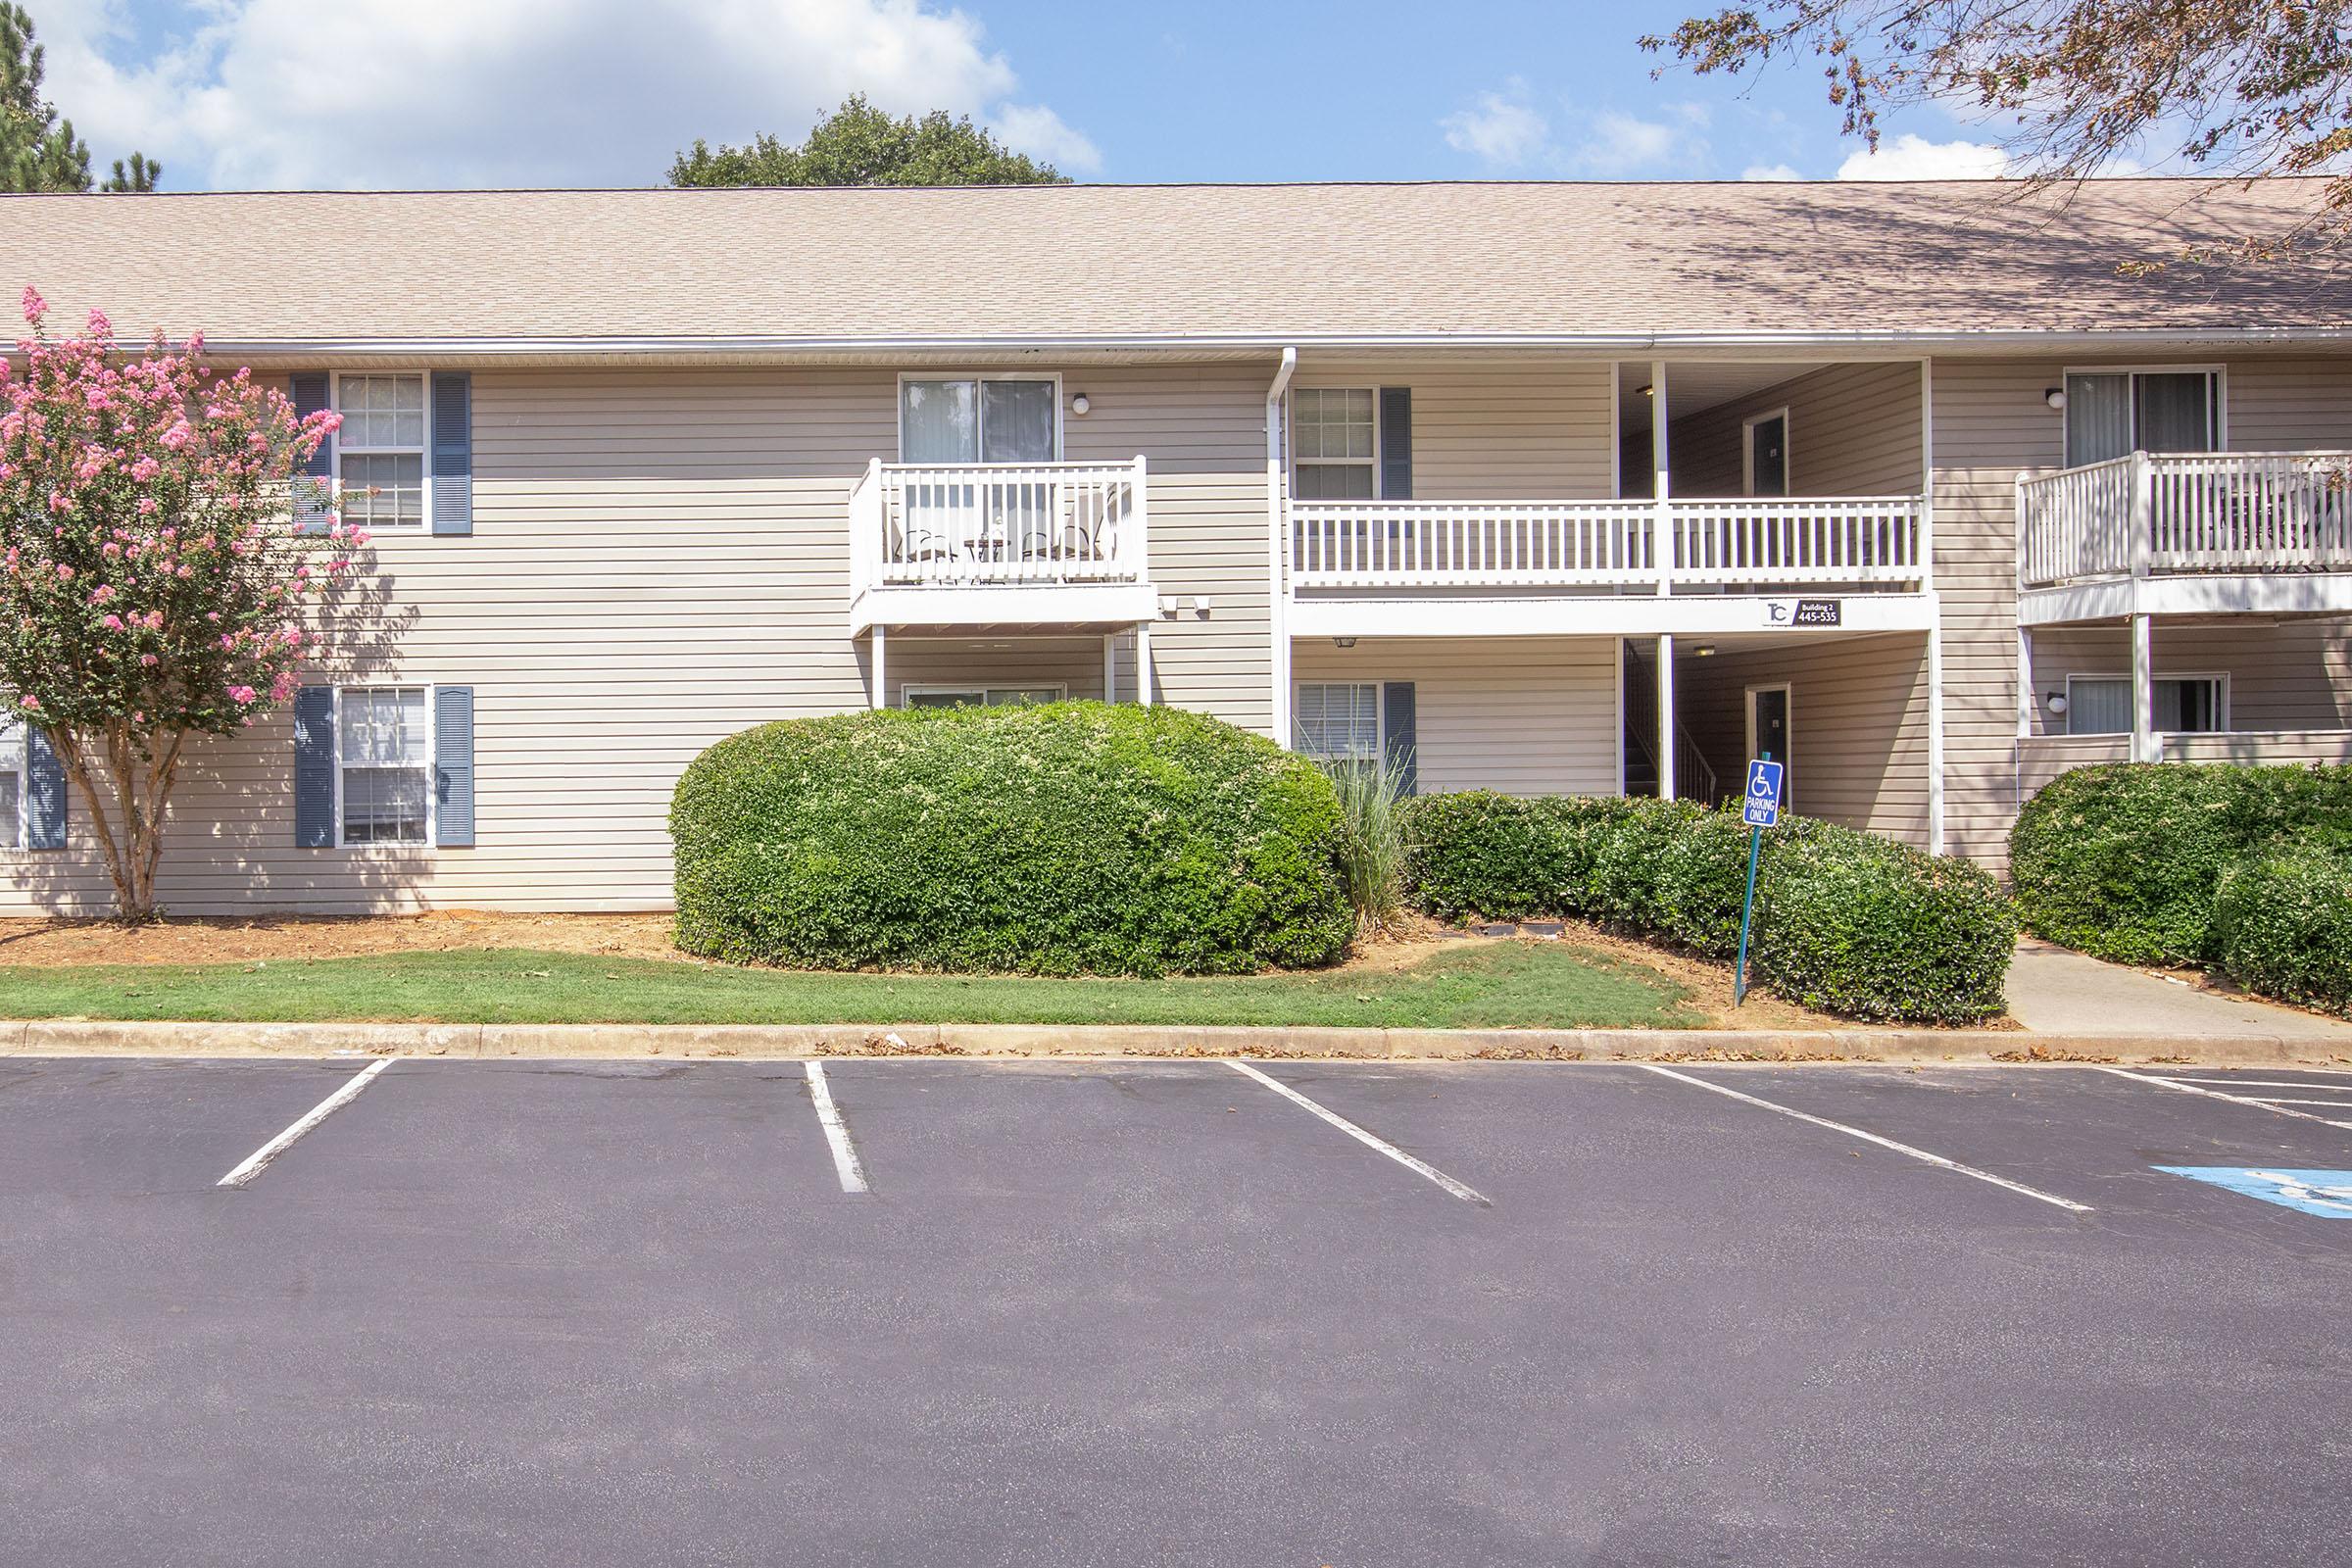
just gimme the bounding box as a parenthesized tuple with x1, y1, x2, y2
(850, 457, 1149, 594)
(1289, 495, 1925, 591)
(2019, 450, 2352, 588)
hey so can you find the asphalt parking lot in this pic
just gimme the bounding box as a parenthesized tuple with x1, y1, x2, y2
(3, 1054, 2348, 1567)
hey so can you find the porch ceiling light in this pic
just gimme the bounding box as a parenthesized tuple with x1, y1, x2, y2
(1334, 637, 1357, 649)
(2044, 387, 2067, 410)
(1691, 643, 1717, 657)
(1639, 383, 1656, 398)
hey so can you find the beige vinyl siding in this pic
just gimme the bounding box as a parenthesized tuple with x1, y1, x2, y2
(0, 361, 1275, 916)
(2025, 619, 2352, 735)
(1289, 636, 1618, 796)
(1291, 359, 1616, 499)
(1669, 363, 1924, 498)
(1676, 632, 1933, 843)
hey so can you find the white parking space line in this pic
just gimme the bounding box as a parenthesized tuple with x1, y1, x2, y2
(216, 1058, 395, 1189)
(1225, 1060, 1489, 1206)
(2095, 1066, 2352, 1131)
(1636, 1064, 2093, 1214)
(804, 1060, 870, 1195)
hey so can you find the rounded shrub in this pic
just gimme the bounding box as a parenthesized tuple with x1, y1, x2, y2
(2010, 762, 2352, 964)
(1404, 792, 2013, 1024)
(1751, 820, 2015, 1025)
(670, 702, 1352, 976)
(2212, 845, 2352, 1015)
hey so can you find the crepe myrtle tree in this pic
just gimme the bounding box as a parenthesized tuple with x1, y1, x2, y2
(0, 287, 364, 917)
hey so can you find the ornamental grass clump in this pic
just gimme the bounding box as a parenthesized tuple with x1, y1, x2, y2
(670, 702, 1353, 976)
(1, 286, 366, 917)
(1321, 753, 1416, 939)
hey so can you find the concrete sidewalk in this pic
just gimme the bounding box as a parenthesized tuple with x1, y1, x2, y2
(2005, 938, 2352, 1041)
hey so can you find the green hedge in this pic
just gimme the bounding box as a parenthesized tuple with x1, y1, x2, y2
(2009, 762, 2352, 964)
(1404, 792, 2014, 1024)
(670, 702, 1352, 975)
(2212, 845, 2352, 1015)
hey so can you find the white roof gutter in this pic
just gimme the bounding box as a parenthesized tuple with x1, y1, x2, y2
(182, 324, 2352, 360)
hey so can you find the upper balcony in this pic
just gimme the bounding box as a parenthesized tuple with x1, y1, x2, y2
(847, 457, 1157, 633)
(2018, 450, 2352, 624)
(1279, 357, 1937, 640)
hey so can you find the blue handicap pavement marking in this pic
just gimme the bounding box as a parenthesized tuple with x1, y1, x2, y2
(1741, 760, 1785, 828)
(2157, 1167, 2352, 1218)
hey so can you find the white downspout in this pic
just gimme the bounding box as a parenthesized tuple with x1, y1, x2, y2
(1266, 346, 1298, 747)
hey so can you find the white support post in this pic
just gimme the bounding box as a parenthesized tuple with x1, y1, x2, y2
(1136, 618, 1153, 708)
(1266, 347, 1298, 745)
(2129, 448, 2153, 581)
(2131, 612, 2156, 762)
(1650, 359, 1672, 597)
(1928, 623, 1947, 857)
(1102, 632, 1118, 705)
(2016, 627, 2034, 740)
(869, 624, 887, 711)
(1917, 357, 1936, 591)
(1657, 632, 1677, 801)
(1613, 636, 1628, 798)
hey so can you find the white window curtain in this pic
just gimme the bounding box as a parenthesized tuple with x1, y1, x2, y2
(2065, 374, 2133, 466)
(2135, 373, 2214, 453)
(2066, 677, 2132, 735)
(980, 380, 1055, 463)
(901, 380, 979, 464)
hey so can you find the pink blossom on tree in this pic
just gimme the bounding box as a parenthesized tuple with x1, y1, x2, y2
(1, 290, 362, 917)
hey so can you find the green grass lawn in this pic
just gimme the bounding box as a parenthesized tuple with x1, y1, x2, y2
(0, 942, 1703, 1029)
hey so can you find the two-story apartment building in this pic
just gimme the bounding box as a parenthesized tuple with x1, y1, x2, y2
(4, 179, 2349, 913)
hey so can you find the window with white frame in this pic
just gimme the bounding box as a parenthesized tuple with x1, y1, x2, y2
(0, 715, 21, 850)
(1292, 389, 1377, 501)
(903, 685, 1066, 709)
(336, 373, 427, 529)
(1295, 681, 1381, 761)
(2066, 675, 2228, 736)
(900, 376, 1058, 464)
(2063, 369, 2220, 467)
(338, 686, 432, 844)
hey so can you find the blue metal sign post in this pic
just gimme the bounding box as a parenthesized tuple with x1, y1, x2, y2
(1734, 756, 1785, 1007)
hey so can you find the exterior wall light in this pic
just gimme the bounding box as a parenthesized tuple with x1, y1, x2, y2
(2044, 387, 2067, 410)
(1069, 394, 1091, 416)
(2046, 692, 2070, 714)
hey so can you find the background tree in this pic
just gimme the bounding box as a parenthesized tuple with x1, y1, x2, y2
(2, 3, 157, 192)
(1, 289, 359, 917)
(670, 93, 1067, 187)
(1646, 1, 2352, 258)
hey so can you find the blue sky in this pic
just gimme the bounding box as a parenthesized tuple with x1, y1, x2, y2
(34, 0, 2011, 189)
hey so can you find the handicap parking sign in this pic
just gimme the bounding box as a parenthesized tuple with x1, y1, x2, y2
(1741, 759, 1785, 828)
(2157, 1167, 2352, 1218)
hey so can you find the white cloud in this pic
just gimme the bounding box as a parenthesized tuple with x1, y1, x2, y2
(1836, 133, 2009, 181)
(34, 0, 1098, 189)
(1571, 103, 1708, 176)
(988, 102, 1101, 174)
(1441, 81, 1552, 169)
(1740, 163, 1803, 182)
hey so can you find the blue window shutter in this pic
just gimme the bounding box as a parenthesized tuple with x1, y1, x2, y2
(1383, 681, 1417, 797)
(1379, 386, 1413, 501)
(293, 686, 335, 847)
(25, 725, 67, 849)
(431, 371, 472, 536)
(289, 372, 333, 535)
(434, 686, 475, 847)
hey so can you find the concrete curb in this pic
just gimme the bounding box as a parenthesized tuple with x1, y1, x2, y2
(1, 1017, 2347, 1065)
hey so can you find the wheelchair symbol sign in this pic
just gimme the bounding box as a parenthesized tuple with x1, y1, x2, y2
(1742, 760, 1784, 828)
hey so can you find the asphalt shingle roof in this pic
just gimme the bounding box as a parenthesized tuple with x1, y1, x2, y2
(2, 179, 2344, 346)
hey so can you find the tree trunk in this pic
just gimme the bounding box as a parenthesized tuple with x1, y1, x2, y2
(49, 724, 187, 922)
